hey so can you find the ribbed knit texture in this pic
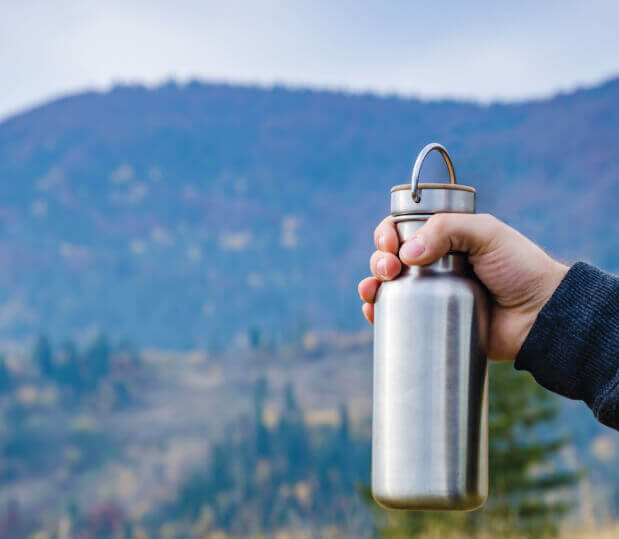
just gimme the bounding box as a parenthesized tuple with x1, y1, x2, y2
(515, 262, 619, 430)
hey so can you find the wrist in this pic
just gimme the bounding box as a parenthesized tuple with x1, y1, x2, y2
(545, 261, 570, 305)
(518, 258, 570, 349)
(512, 260, 569, 359)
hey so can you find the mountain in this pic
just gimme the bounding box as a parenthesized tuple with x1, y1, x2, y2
(0, 79, 617, 347)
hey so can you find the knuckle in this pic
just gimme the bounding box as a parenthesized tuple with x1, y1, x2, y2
(369, 250, 382, 269)
(427, 212, 449, 229)
(478, 213, 500, 230)
(373, 225, 384, 245)
(389, 252, 402, 268)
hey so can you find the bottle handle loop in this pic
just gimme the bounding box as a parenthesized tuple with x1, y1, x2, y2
(410, 143, 457, 202)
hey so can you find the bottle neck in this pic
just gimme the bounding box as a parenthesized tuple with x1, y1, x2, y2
(394, 217, 427, 243)
(394, 215, 470, 274)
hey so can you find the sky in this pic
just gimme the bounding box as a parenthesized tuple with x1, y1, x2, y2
(2, 0, 619, 121)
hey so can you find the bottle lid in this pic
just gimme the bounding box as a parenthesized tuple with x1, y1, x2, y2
(391, 143, 476, 217)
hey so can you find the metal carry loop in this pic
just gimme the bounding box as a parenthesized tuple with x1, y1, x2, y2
(410, 142, 457, 202)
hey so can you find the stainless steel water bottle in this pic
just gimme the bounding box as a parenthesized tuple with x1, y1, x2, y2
(372, 143, 489, 511)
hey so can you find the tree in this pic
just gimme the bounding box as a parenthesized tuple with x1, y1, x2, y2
(0, 356, 11, 393)
(479, 363, 579, 536)
(33, 334, 53, 377)
(253, 377, 270, 456)
(160, 380, 373, 535)
(374, 363, 579, 537)
(55, 340, 81, 388)
(84, 334, 110, 388)
(249, 326, 261, 349)
(334, 403, 353, 485)
(278, 382, 309, 480)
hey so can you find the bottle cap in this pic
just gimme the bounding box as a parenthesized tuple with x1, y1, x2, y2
(391, 143, 476, 216)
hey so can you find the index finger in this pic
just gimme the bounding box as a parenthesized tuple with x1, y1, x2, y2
(374, 215, 400, 254)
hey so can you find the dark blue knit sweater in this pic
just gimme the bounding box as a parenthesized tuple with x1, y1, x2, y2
(515, 262, 619, 431)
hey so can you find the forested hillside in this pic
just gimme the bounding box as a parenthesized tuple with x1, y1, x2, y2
(0, 79, 617, 347)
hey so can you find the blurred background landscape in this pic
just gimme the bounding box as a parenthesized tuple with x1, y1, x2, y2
(1, 1, 618, 537)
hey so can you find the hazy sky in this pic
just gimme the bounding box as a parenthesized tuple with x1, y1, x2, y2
(2, 0, 619, 120)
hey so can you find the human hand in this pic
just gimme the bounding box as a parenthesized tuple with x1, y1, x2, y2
(358, 214, 569, 361)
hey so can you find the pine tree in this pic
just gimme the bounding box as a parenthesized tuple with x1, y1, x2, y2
(333, 403, 352, 484)
(478, 362, 579, 536)
(55, 340, 81, 388)
(0, 355, 11, 393)
(254, 377, 270, 457)
(84, 334, 110, 388)
(374, 363, 579, 537)
(278, 382, 309, 481)
(33, 334, 53, 377)
(249, 326, 261, 349)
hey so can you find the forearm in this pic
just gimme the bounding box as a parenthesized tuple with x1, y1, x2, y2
(515, 262, 619, 430)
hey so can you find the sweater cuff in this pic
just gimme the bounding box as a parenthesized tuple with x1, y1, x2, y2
(515, 262, 619, 417)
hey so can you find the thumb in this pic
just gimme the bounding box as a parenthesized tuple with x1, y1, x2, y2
(399, 213, 501, 265)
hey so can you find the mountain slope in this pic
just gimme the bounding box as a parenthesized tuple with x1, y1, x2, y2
(0, 80, 617, 346)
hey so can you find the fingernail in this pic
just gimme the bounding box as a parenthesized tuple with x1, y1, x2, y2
(377, 232, 385, 251)
(400, 237, 425, 261)
(377, 257, 388, 277)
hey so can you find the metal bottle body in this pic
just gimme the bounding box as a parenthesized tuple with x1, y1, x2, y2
(372, 218, 489, 511)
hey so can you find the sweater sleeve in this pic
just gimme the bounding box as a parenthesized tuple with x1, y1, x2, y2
(515, 262, 619, 430)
